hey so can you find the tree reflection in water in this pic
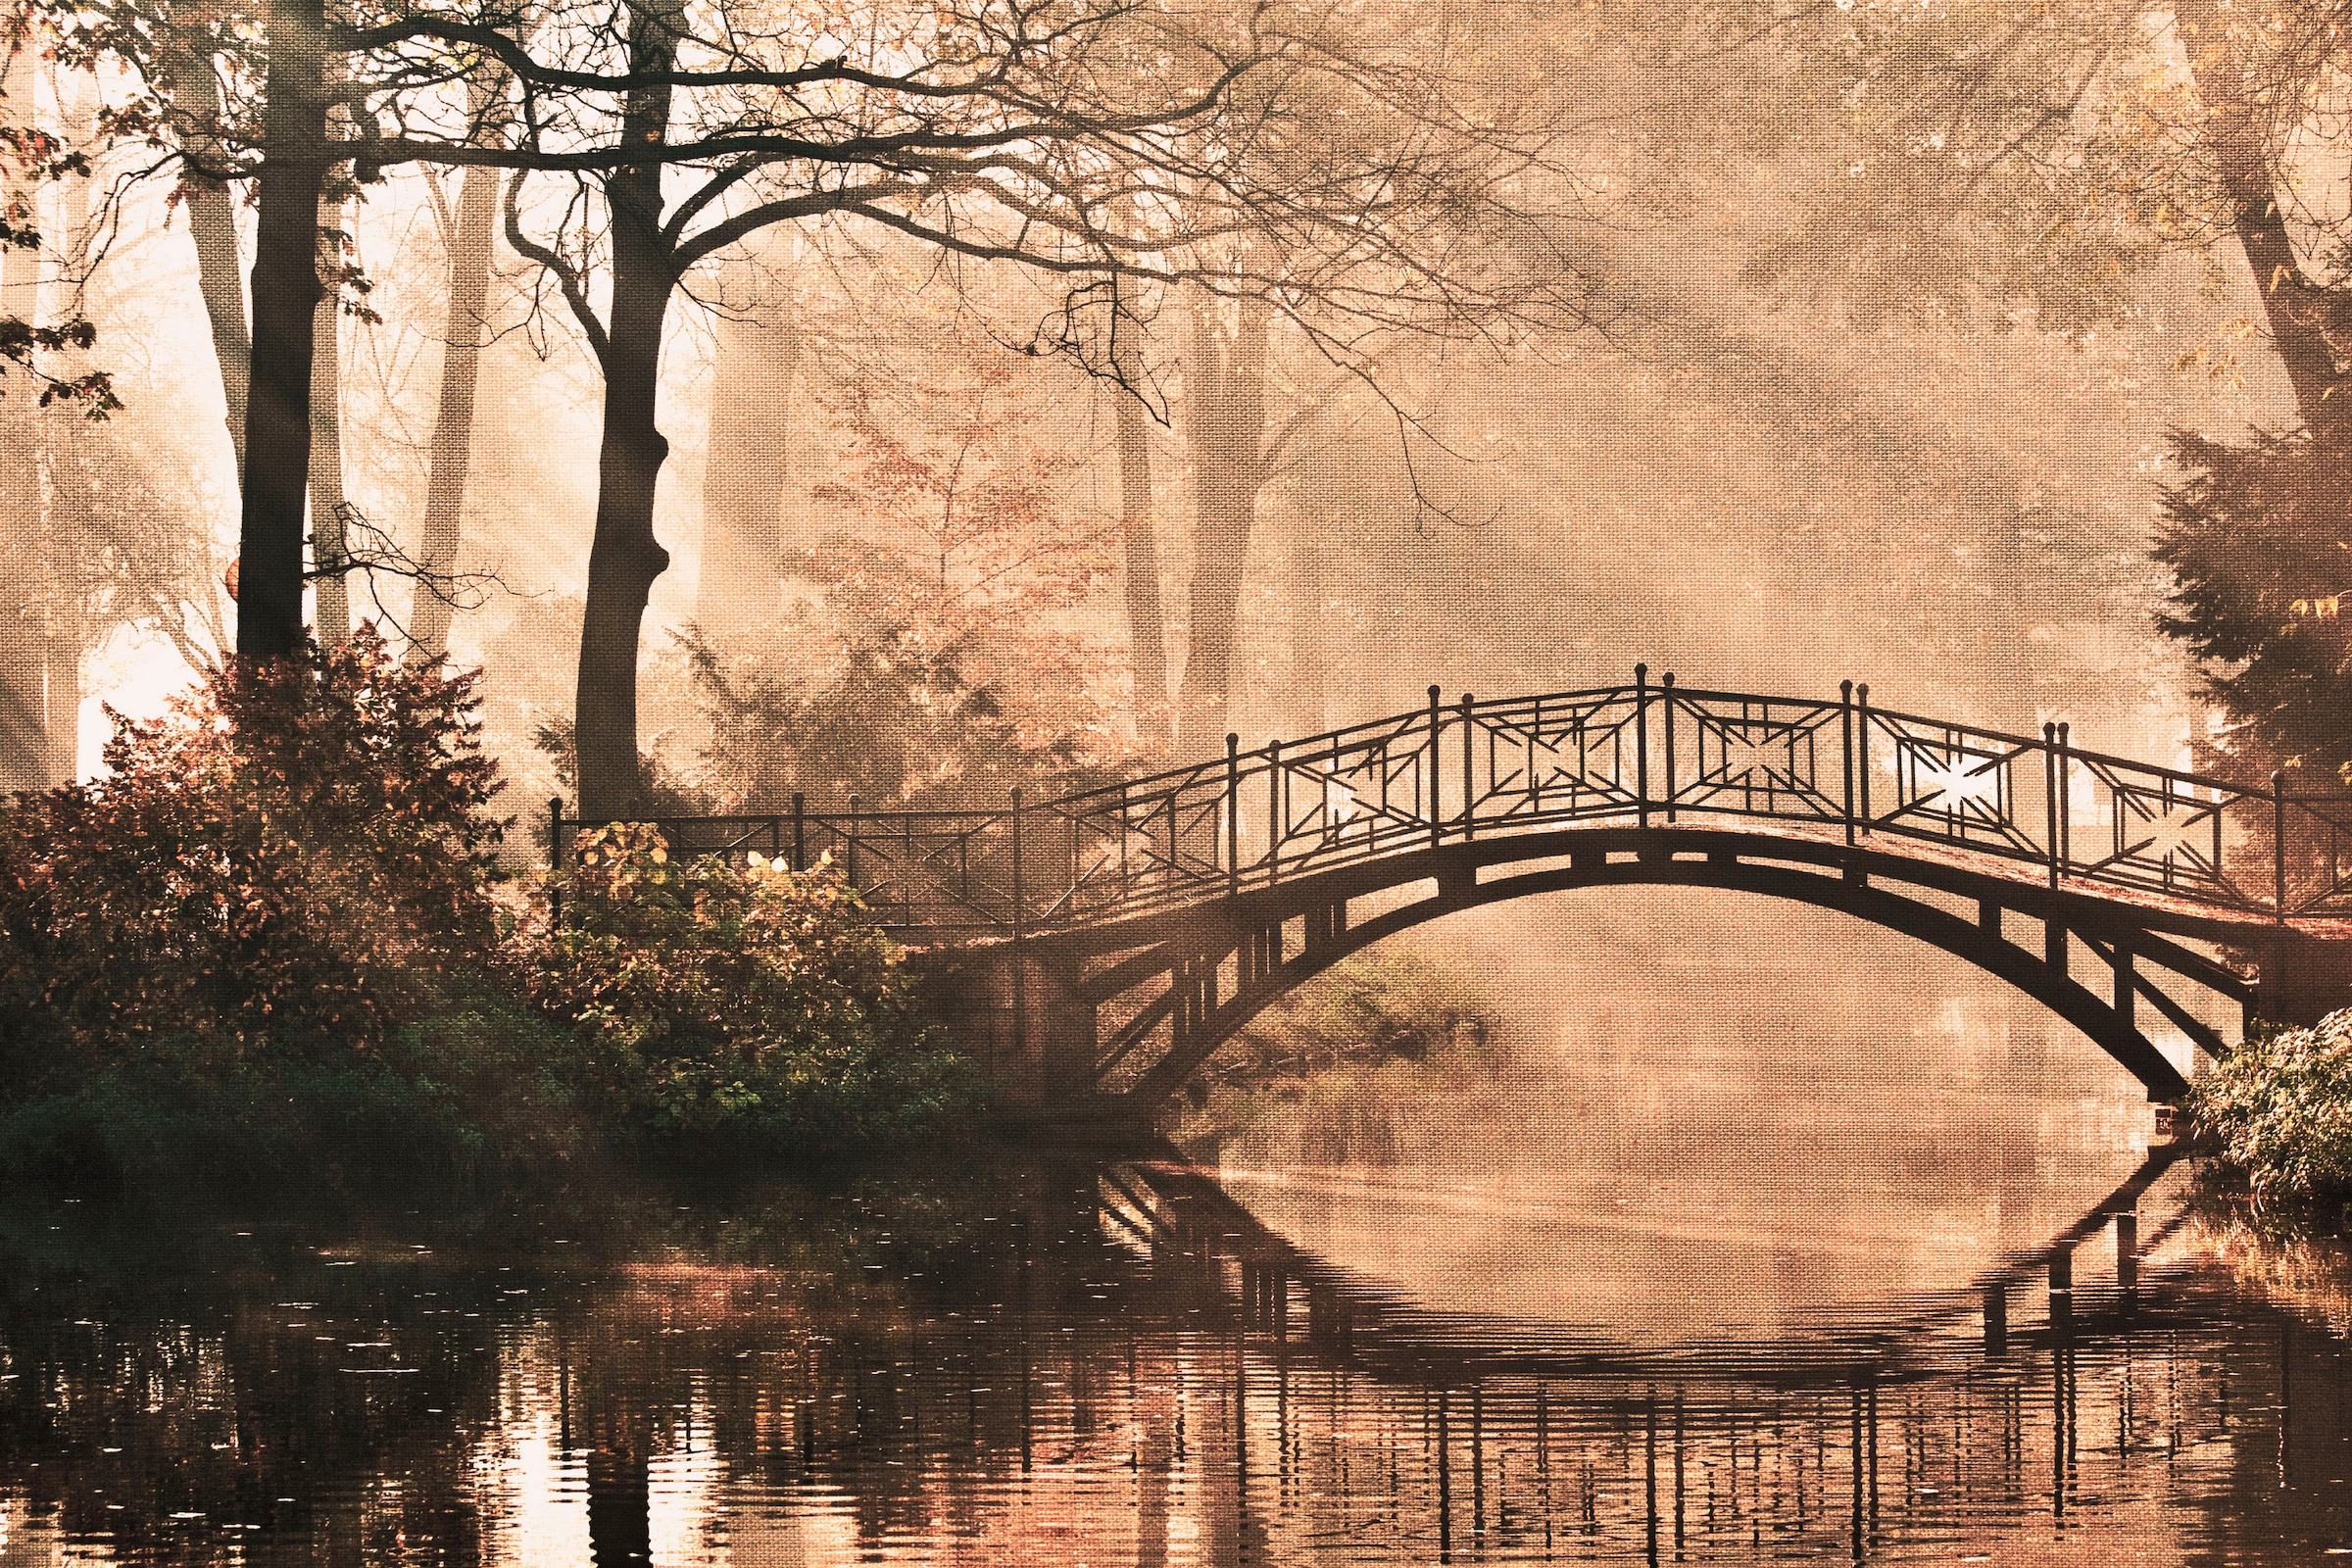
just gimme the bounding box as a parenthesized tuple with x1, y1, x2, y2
(0, 1148, 2347, 1564)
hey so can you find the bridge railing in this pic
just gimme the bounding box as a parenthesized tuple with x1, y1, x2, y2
(552, 670, 2352, 937)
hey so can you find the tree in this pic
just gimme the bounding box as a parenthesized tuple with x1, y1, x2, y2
(24, 0, 1619, 814)
(1703, 0, 2352, 758)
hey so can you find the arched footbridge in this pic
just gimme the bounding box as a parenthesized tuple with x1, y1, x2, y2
(556, 670, 2352, 1117)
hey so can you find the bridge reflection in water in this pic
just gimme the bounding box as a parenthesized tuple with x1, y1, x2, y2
(6, 1146, 2343, 1565)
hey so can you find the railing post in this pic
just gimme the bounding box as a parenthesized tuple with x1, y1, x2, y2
(847, 793, 862, 890)
(2056, 722, 2073, 869)
(1427, 684, 1444, 848)
(1267, 738, 1283, 881)
(1635, 663, 1650, 829)
(2042, 723, 2061, 890)
(1839, 682, 1856, 846)
(1459, 693, 1476, 840)
(2275, 769, 2289, 924)
(791, 791, 806, 872)
(1660, 672, 1677, 824)
(1855, 683, 1871, 831)
(547, 795, 565, 926)
(1227, 732, 1242, 900)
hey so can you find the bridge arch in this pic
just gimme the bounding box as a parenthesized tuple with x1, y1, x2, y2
(1033, 826, 2254, 1114)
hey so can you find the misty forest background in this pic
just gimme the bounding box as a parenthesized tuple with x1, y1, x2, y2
(1, 0, 2346, 827)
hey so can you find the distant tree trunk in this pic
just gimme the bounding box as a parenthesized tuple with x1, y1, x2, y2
(41, 95, 96, 784)
(1177, 295, 1268, 752)
(572, 0, 681, 818)
(309, 59, 352, 645)
(0, 49, 42, 790)
(409, 161, 501, 659)
(309, 264, 350, 643)
(1287, 496, 1326, 736)
(172, 35, 250, 477)
(236, 0, 335, 662)
(693, 292, 801, 643)
(1111, 331, 1169, 740)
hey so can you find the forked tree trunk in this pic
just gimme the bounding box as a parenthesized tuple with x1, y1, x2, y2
(236, 0, 335, 662)
(409, 161, 501, 658)
(693, 293, 801, 642)
(1177, 295, 1268, 753)
(572, 0, 681, 818)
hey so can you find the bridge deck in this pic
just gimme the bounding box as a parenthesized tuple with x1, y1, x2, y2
(557, 673, 2352, 950)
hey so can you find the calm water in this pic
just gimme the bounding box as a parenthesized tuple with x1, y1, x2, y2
(2, 896, 2344, 1565)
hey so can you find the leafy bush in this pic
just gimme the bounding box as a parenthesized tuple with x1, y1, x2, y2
(2188, 1010, 2352, 1205)
(0, 636, 982, 1180)
(1210, 950, 1497, 1088)
(0, 629, 508, 1095)
(523, 823, 979, 1151)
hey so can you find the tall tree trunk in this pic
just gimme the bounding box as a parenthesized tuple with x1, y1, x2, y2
(236, 0, 334, 662)
(693, 289, 800, 643)
(2178, 0, 2352, 448)
(172, 34, 251, 477)
(0, 53, 42, 790)
(1177, 296, 1268, 753)
(409, 160, 500, 658)
(572, 0, 681, 817)
(1111, 331, 1169, 740)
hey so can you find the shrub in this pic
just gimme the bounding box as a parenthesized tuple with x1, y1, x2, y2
(1211, 950, 1497, 1088)
(0, 630, 508, 1096)
(2188, 1010, 2352, 1205)
(522, 823, 978, 1151)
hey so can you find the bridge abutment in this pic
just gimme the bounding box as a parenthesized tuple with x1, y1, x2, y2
(909, 948, 1103, 1115)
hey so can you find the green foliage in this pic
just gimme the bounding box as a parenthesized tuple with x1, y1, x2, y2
(0, 628, 508, 1092)
(0, 640, 981, 1184)
(1214, 950, 1497, 1087)
(2152, 429, 2352, 778)
(2188, 1010, 2352, 1205)
(524, 823, 979, 1151)
(678, 620, 1117, 813)
(1175, 949, 1503, 1165)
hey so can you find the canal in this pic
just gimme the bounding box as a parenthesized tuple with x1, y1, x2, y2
(0, 893, 2337, 1564)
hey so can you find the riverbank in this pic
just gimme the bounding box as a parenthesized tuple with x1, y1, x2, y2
(2187, 1008, 2352, 1208)
(1167, 948, 1507, 1164)
(0, 637, 985, 1190)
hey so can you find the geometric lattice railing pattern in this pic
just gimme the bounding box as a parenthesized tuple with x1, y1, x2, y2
(558, 668, 2352, 939)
